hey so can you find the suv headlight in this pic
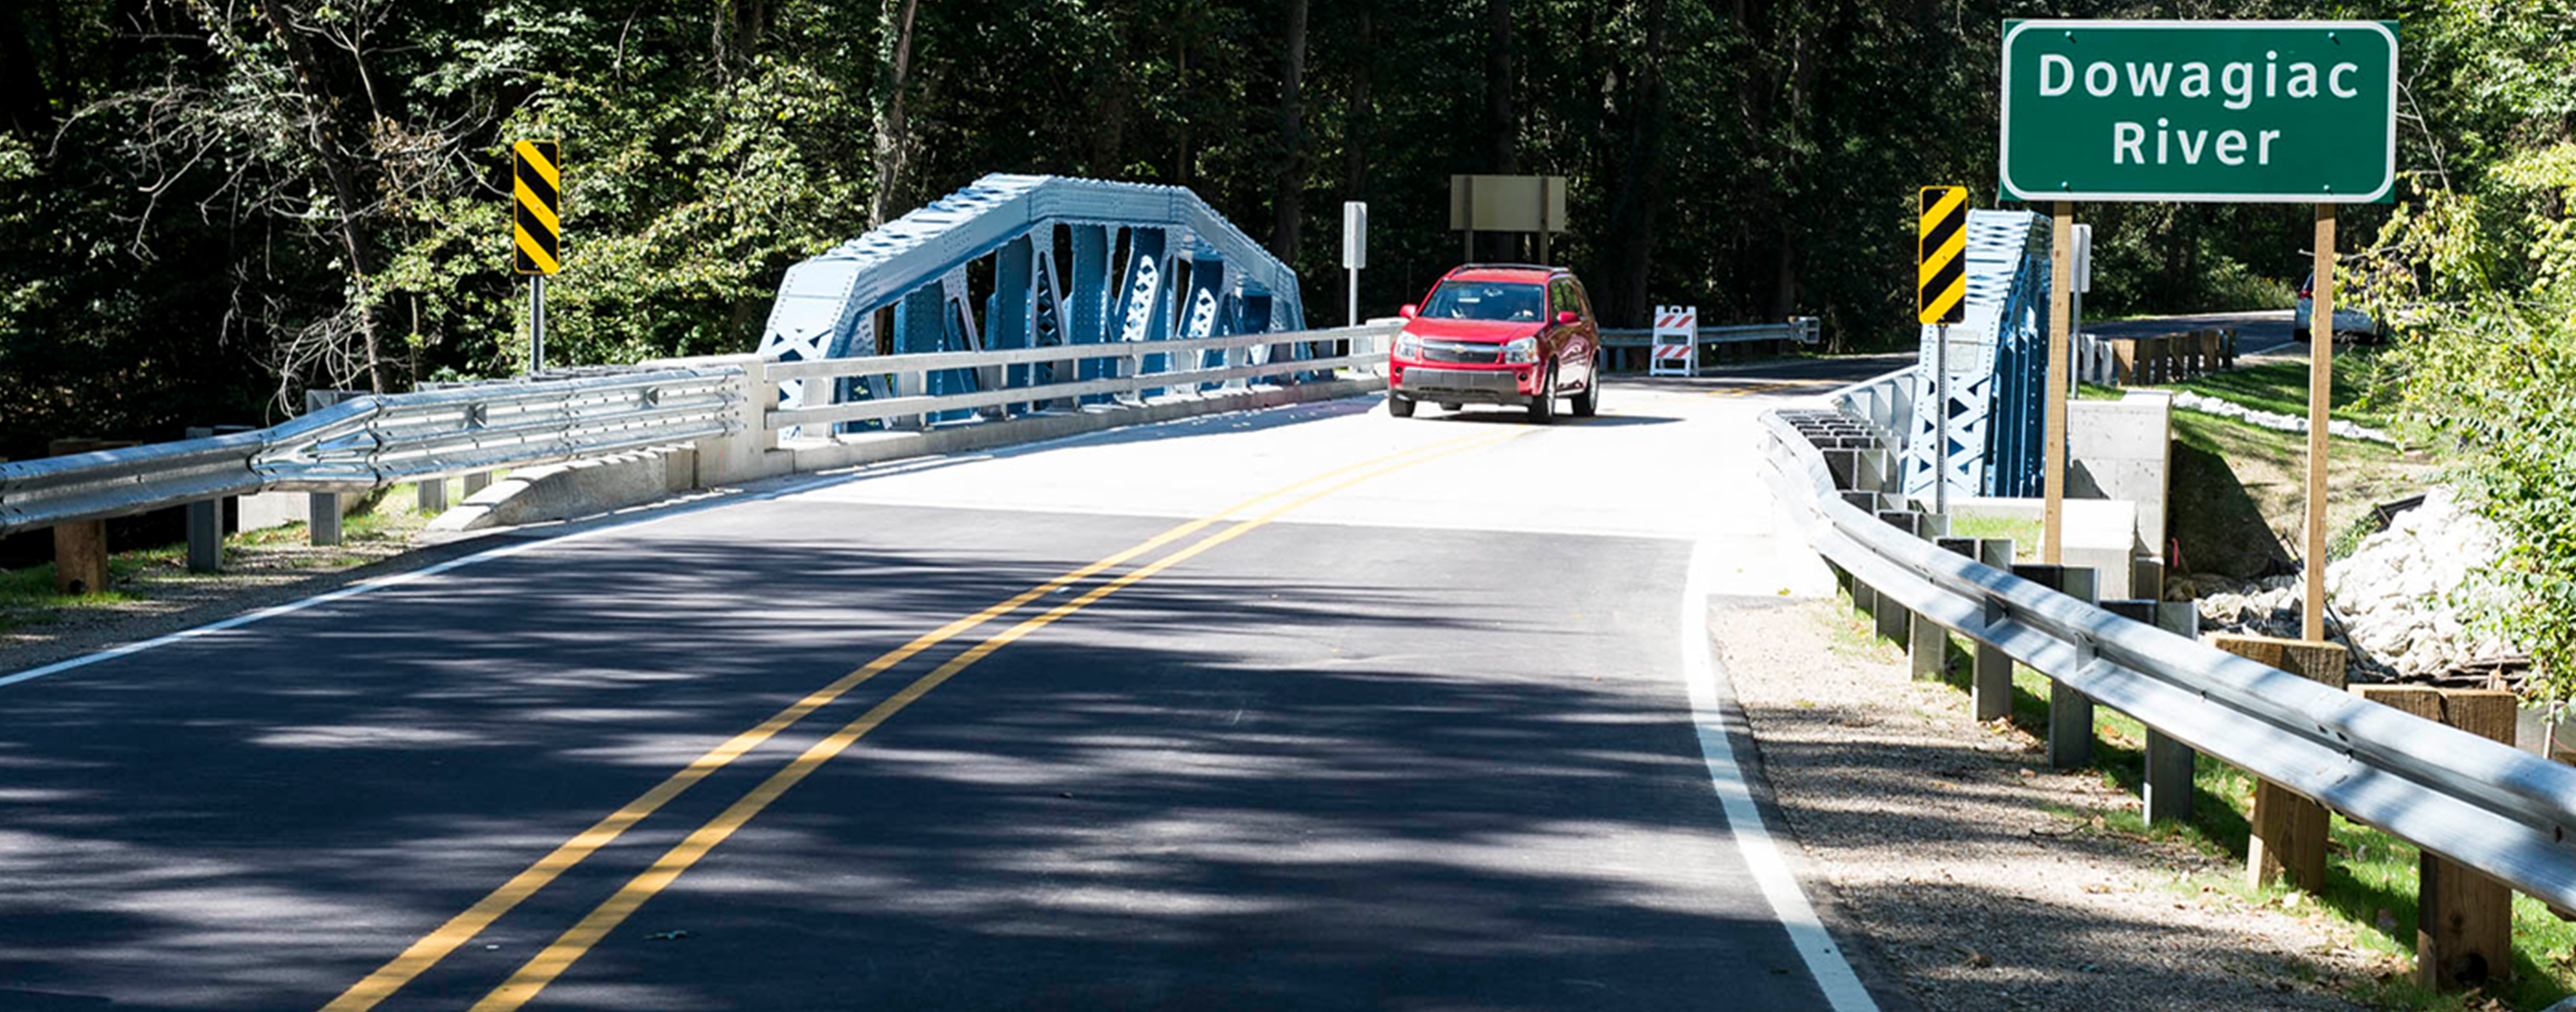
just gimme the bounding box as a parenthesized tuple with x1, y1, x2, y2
(1501, 337, 1539, 364)
(1392, 332, 1422, 359)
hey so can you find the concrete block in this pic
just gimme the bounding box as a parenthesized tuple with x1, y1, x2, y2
(235, 488, 366, 534)
(309, 492, 343, 546)
(771, 377, 1381, 484)
(429, 447, 694, 532)
(2067, 390, 2173, 558)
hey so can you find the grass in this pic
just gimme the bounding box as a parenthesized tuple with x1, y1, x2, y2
(1943, 513, 2043, 562)
(0, 479, 461, 638)
(1814, 587, 2574, 1007)
(2167, 407, 2436, 578)
(2156, 348, 2406, 432)
(1830, 608, 2576, 1010)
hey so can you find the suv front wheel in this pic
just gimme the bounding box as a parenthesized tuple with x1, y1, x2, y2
(1570, 354, 1599, 418)
(1387, 394, 1416, 418)
(1526, 365, 1557, 425)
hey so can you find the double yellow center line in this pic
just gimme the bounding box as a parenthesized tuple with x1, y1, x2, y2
(324, 422, 1534, 1011)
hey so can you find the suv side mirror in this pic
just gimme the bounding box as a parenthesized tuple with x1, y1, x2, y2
(1555, 310, 1580, 326)
(1399, 304, 1419, 319)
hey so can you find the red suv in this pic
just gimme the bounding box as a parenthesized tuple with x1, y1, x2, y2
(1386, 264, 1602, 423)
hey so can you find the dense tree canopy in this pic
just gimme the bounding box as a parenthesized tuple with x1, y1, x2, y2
(0, 0, 2547, 462)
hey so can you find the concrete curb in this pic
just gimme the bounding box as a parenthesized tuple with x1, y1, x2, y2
(443, 376, 1387, 532)
(428, 447, 697, 532)
(767, 376, 1386, 476)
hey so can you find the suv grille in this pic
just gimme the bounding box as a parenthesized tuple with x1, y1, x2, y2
(1421, 339, 1501, 365)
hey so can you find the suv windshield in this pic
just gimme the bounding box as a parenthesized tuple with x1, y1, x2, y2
(1420, 281, 1543, 322)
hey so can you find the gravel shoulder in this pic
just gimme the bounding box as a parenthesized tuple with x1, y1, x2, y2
(1714, 593, 2392, 1012)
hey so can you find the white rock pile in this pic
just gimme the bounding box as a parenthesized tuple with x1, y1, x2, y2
(2326, 488, 2514, 678)
(2185, 488, 2513, 680)
(2170, 390, 2396, 444)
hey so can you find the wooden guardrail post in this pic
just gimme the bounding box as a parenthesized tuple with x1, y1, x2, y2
(2356, 684, 2516, 990)
(47, 438, 133, 594)
(2110, 339, 2139, 385)
(2214, 633, 2347, 892)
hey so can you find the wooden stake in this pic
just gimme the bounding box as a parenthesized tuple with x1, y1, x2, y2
(47, 438, 130, 596)
(2216, 632, 2344, 893)
(2421, 689, 2517, 990)
(2044, 201, 2073, 565)
(2305, 204, 2336, 642)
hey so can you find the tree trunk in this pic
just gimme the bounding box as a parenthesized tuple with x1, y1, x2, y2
(1483, 0, 1515, 175)
(1091, 6, 1133, 177)
(1601, 0, 1669, 328)
(256, 2, 386, 394)
(869, 0, 920, 228)
(0, 0, 49, 136)
(1772, 28, 1814, 320)
(1732, 0, 1773, 319)
(1341, 6, 1371, 201)
(1175, 37, 1191, 187)
(1269, 0, 1309, 262)
(1482, 0, 1514, 260)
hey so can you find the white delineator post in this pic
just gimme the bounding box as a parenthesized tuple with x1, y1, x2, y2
(1341, 201, 1366, 328)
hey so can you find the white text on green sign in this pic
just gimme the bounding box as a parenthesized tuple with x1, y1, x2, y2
(1999, 20, 2397, 203)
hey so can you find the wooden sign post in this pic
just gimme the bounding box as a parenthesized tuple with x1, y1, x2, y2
(2304, 205, 2336, 641)
(2043, 202, 2073, 564)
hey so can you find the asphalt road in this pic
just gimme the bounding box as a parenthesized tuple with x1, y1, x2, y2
(0, 361, 1893, 1011)
(2082, 309, 2305, 358)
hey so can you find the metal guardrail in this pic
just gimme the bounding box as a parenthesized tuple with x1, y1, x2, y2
(0, 367, 744, 535)
(1600, 316, 1821, 349)
(0, 323, 1405, 535)
(765, 324, 1398, 431)
(1756, 402, 2576, 912)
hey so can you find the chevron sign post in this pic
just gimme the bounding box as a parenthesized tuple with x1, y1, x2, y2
(1919, 186, 1969, 514)
(1650, 305, 1696, 377)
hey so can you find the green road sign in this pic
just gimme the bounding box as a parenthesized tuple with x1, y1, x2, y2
(1999, 20, 2397, 203)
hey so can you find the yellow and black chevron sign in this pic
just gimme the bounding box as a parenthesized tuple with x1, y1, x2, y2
(512, 140, 561, 275)
(1916, 185, 1967, 325)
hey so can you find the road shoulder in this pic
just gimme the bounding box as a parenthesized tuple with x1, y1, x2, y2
(1709, 593, 2376, 1012)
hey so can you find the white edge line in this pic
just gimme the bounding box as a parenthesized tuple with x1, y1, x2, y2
(0, 394, 1386, 693)
(1680, 535, 1880, 1012)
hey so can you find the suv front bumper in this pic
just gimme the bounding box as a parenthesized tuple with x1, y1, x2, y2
(1391, 364, 1535, 405)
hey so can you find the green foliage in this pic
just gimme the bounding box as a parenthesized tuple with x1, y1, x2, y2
(0, 0, 2560, 469)
(2364, 0, 2576, 703)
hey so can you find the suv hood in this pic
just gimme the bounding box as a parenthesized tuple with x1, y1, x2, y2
(1402, 317, 1542, 342)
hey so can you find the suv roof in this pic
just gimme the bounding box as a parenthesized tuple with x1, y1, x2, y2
(1444, 263, 1562, 283)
